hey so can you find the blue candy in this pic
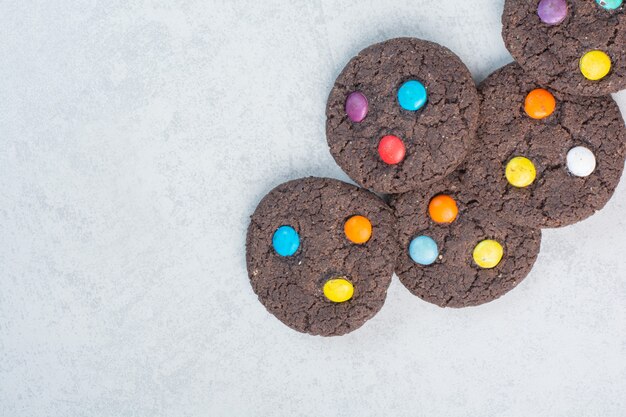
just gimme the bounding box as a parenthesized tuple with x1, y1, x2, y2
(272, 225, 300, 256)
(409, 235, 438, 266)
(596, 0, 622, 10)
(397, 80, 427, 111)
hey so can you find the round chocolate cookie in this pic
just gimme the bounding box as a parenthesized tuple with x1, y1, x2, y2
(246, 177, 399, 336)
(459, 63, 626, 228)
(391, 175, 542, 308)
(326, 37, 480, 194)
(502, 0, 626, 96)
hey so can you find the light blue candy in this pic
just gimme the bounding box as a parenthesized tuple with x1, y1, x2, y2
(409, 235, 438, 266)
(596, 0, 622, 10)
(397, 80, 427, 111)
(273, 225, 300, 257)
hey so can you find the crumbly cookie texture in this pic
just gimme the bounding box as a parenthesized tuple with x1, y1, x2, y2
(246, 177, 399, 336)
(391, 175, 542, 308)
(502, 0, 626, 96)
(326, 37, 479, 194)
(459, 63, 626, 229)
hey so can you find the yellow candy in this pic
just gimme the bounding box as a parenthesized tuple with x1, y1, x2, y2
(506, 156, 536, 188)
(580, 50, 611, 81)
(473, 240, 504, 269)
(323, 278, 354, 303)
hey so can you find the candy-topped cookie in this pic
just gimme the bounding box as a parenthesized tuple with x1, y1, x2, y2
(326, 37, 480, 194)
(246, 177, 399, 336)
(391, 174, 542, 308)
(502, 0, 626, 96)
(459, 63, 626, 228)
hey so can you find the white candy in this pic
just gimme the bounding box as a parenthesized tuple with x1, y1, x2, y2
(566, 146, 596, 177)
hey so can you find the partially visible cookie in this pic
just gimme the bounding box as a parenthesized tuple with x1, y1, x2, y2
(460, 63, 626, 228)
(246, 177, 399, 336)
(502, 0, 626, 96)
(326, 37, 479, 194)
(391, 174, 542, 308)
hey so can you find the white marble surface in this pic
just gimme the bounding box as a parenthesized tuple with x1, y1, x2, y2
(1, 1, 626, 416)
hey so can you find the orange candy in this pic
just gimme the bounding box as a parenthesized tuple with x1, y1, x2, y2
(524, 88, 556, 119)
(344, 215, 372, 244)
(428, 195, 458, 224)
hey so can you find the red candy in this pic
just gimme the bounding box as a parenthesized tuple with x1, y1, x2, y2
(378, 135, 406, 165)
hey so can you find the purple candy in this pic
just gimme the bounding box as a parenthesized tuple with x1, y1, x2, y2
(537, 0, 568, 25)
(345, 91, 368, 123)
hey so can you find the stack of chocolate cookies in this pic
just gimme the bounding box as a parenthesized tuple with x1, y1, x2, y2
(247, 0, 626, 336)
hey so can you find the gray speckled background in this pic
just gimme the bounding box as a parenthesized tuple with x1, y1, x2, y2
(1, 1, 625, 416)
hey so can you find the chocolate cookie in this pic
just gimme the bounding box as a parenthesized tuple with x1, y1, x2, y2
(391, 175, 542, 308)
(502, 0, 626, 96)
(246, 177, 399, 336)
(326, 37, 480, 194)
(459, 63, 626, 228)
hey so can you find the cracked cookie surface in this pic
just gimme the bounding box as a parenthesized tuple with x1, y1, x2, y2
(391, 175, 542, 308)
(326, 37, 479, 194)
(459, 63, 626, 228)
(246, 177, 399, 336)
(502, 0, 626, 96)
